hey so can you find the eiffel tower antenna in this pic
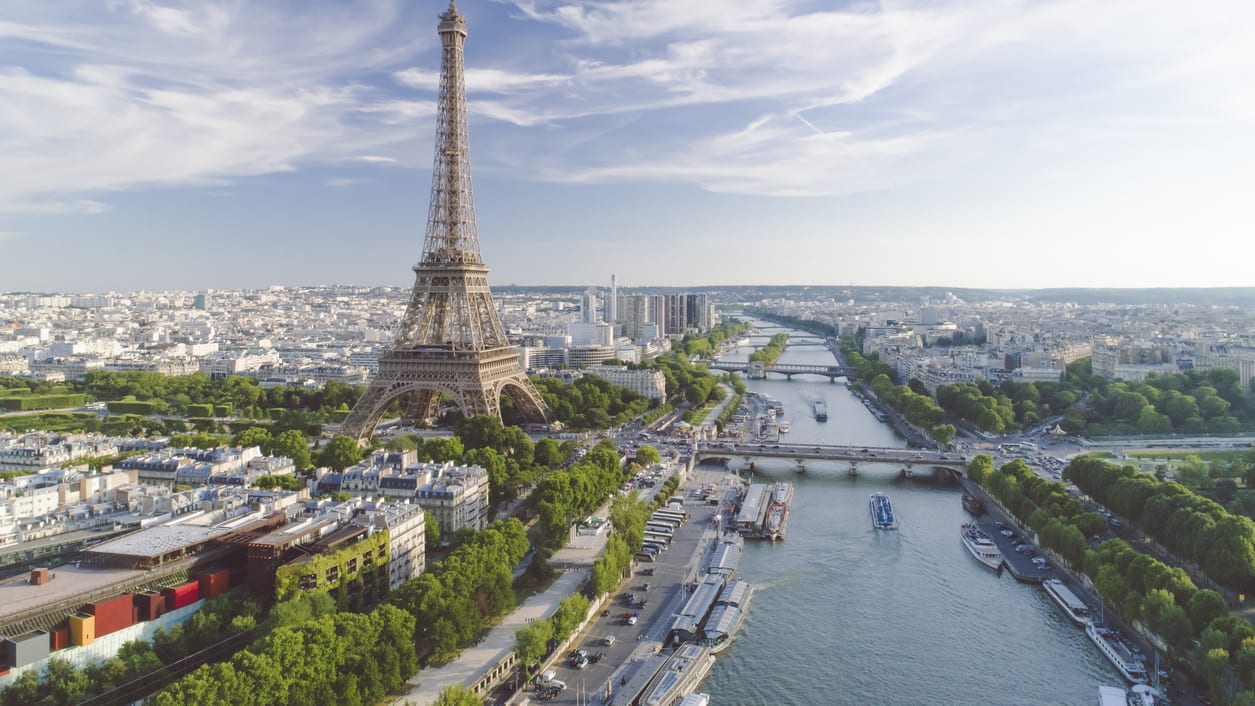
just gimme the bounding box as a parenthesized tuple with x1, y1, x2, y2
(342, 1, 549, 441)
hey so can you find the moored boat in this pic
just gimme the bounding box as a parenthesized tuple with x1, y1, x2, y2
(704, 579, 753, 654)
(1042, 579, 1091, 625)
(961, 493, 985, 515)
(960, 522, 1004, 571)
(870, 492, 897, 530)
(641, 644, 715, 706)
(778, 421, 790, 434)
(813, 401, 828, 421)
(1087, 621, 1149, 684)
(1097, 684, 1169, 706)
(763, 482, 793, 540)
(1128, 684, 1169, 706)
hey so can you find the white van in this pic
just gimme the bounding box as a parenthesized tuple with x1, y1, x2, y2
(603, 634, 616, 646)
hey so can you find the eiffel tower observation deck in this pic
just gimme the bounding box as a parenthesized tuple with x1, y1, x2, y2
(342, 1, 549, 441)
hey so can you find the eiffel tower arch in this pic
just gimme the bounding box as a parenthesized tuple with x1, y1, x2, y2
(342, 1, 549, 443)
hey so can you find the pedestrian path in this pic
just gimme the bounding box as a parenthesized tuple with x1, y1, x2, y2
(392, 569, 588, 705)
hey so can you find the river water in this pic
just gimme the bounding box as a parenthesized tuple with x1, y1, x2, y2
(701, 323, 1119, 705)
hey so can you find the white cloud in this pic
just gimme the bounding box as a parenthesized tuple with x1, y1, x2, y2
(326, 177, 363, 187)
(3, 0, 1253, 210)
(482, 0, 1255, 196)
(0, 199, 111, 215)
(0, 0, 430, 213)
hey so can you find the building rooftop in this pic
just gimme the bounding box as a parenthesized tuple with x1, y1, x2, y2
(86, 524, 229, 559)
(0, 564, 146, 624)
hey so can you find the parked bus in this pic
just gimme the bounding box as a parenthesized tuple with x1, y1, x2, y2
(642, 540, 668, 553)
(644, 523, 674, 537)
(651, 510, 686, 525)
(643, 532, 673, 546)
(647, 515, 682, 530)
(634, 551, 656, 563)
(654, 506, 688, 520)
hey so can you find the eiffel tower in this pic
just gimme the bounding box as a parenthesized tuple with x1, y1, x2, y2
(342, 1, 549, 441)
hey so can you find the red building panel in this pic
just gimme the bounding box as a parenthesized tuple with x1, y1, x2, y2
(86, 594, 134, 637)
(196, 570, 230, 600)
(135, 592, 165, 621)
(162, 582, 200, 610)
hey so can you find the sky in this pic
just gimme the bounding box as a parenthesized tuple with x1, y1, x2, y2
(2, 0, 1253, 293)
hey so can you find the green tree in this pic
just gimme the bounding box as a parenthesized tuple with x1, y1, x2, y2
(424, 437, 466, 463)
(425, 511, 441, 553)
(967, 455, 994, 485)
(271, 429, 313, 469)
(1204, 647, 1232, 699)
(318, 435, 363, 471)
(434, 683, 483, 706)
(1190, 589, 1231, 635)
(514, 620, 554, 668)
(534, 437, 563, 468)
(636, 445, 661, 467)
(234, 426, 273, 450)
(1176, 454, 1210, 488)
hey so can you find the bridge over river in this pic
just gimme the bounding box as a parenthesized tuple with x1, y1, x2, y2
(693, 441, 968, 476)
(702, 360, 854, 381)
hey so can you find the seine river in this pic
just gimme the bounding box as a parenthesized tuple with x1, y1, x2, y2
(700, 323, 1121, 705)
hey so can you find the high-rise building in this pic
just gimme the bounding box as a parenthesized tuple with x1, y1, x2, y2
(608, 274, 617, 328)
(581, 287, 599, 323)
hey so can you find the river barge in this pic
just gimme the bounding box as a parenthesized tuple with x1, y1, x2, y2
(704, 579, 753, 654)
(640, 644, 715, 706)
(813, 400, 828, 421)
(1087, 621, 1149, 684)
(869, 492, 897, 530)
(961, 493, 985, 515)
(1042, 579, 1091, 626)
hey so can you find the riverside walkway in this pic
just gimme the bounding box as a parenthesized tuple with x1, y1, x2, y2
(392, 569, 589, 705)
(391, 460, 686, 705)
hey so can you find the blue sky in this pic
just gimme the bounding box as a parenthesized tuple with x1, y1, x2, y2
(2, 0, 1253, 293)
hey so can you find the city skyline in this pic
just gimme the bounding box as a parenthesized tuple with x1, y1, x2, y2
(2, 0, 1253, 293)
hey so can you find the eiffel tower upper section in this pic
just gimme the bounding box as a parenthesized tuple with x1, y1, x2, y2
(393, 0, 510, 352)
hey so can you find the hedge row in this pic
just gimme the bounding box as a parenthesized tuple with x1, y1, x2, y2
(0, 394, 87, 411)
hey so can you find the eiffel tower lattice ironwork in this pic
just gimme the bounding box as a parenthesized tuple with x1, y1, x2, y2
(342, 1, 549, 441)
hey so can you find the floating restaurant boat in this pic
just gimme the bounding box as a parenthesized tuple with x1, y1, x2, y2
(869, 492, 897, 530)
(1087, 621, 1150, 684)
(763, 482, 793, 541)
(640, 644, 716, 706)
(960, 522, 1004, 571)
(703, 579, 753, 654)
(1042, 579, 1091, 626)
